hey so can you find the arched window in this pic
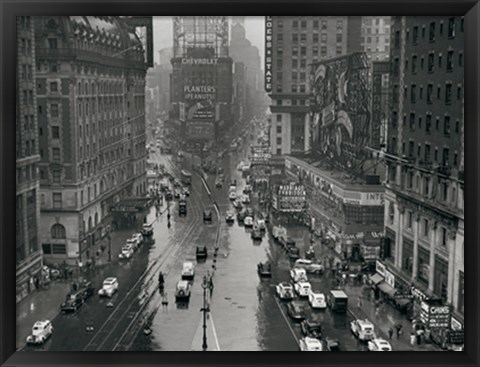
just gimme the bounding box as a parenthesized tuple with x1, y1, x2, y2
(88, 216, 92, 231)
(51, 224, 66, 239)
(94, 212, 99, 226)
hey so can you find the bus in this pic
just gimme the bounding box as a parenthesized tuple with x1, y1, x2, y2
(181, 170, 192, 185)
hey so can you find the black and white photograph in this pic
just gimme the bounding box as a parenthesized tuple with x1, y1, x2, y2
(15, 15, 465, 352)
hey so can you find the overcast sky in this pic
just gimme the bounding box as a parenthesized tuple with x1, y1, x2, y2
(153, 16, 265, 65)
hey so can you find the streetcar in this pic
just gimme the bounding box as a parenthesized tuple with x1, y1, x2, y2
(181, 169, 192, 185)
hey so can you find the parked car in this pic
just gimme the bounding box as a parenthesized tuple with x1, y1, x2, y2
(368, 338, 392, 351)
(174, 189, 181, 199)
(183, 187, 190, 196)
(261, 212, 269, 223)
(257, 261, 272, 277)
(225, 211, 235, 223)
(233, 199, 243, 209)
(229, 191, 237, 200)
(181, 261, 195, 280)
(26, 320, 53, 345)
(244, 216, 254, 227)
(350, 319, 375, 341)
(251, 228, 263, 240)
(276, 282, 294, 300)
(60, 281, 94, 312)
(294, 259, 324, 274)
(287, 300, 306, 321)
(241, 195, 250, 204)
(142, 223, 153, 236)
(243, 184, 252, 194)
(119, 244, 134, 259)
(288, 246, 301, 260)
(308, 291, 327, 309)
(237, 210, 246, 222)
(292, 279, 311, 295)
(290, 267, 308, 283)
(299, 337, 323, 351)
(196, 246, 207, 260)
(175, 280, 192, 302)
(203, 209, 213, 222)
(131, 233, 143, 248)
(255, 219, 266, 231)
(98, 277, 118, 297)
(245, 207, 254, 218)
(300, 318, 322, 338)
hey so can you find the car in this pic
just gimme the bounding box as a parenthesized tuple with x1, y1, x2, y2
(368, 338, 392, 351)
(26, 320, 53, 345)
(131, 233, 143, 247)
(294, 259, 324, 274)
(294, 281, 312, 297)
(183, 187, 190, 196)
(323, 338, 341, 351)
(229, 191, 237, 200)
(215, 179, 223, 188)
(350, 319, 375, 341)
(175, 280, 192, 302)
(245, 207, 254, 218)
(125, 238, 139, 251)
(142, 223, 153, 236)
(98, 277, 119, 297)
(225, 211, 235, 223)
(255, 219, 266, 231)
(290, 267, 308, 283)
(243, 184, 252, 194)
(196, 246, 207, 259)
(203, 209, 213, 222)
(276, 282, 294, 300)
(233, 199, 243, 209)
(287, 246, 301, 260)
(287, 300, 306, 321)
(241, 195, 250, 204)
(261, 212, 269, 223)
(237, 210, 246, 222)
(181, 261, 195, 280)
(251, 229, 263, 240)
(174, 189, 181, 199)
(173, 179, 181, 187)
(308, 291, 327, 309)
(300, 318, 322, 338)
(119, 244, 134, 259)
(165, 191, 173, 201)
(257, 261, 272, 277)
(244, 216, 254, 227)
(60, 282, 94, 312)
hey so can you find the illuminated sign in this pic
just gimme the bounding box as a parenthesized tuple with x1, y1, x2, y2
(264, 16, 273, 93)
(181, 58, 218, 65)
(184, 86, 216, 100)
(186, 121, 214, 140)
(375, 260, 386, 276)
(273, 184, 307, 213)
(250, 146, 272, 165)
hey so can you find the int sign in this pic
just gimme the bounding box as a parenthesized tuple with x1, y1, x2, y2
(264, 16, 273, 93)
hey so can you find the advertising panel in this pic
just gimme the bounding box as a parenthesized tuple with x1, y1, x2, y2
(274, 184, 306, 213)
(264, 16, 273, 93)
(250, 145, 272, 165)
(186, 121, 214, 140)
(310, 52, 371, 172)
(420, 301, 452, 329)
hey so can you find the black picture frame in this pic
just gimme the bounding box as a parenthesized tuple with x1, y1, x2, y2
(1, 1, 478, 366)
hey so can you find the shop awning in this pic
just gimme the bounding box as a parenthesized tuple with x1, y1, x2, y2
(395, 298, 412, 307)
(369, 273, 384, 285)
(377, 281, 397, 298)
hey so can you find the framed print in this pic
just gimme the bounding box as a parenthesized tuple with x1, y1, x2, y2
(1, 0, 478, 367)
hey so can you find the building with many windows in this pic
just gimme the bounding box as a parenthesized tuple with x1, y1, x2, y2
(383, 16, 464, 329)
(265, 16, 362, 156)
(16, 16, 43, 303)
(360, 17, 392, 62)
(34, 16, 150, 265)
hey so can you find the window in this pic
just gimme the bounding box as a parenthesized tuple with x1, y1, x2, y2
(402, 238, 414, 274)
(51, 224, 66, 239)
(423, 219, 429, 237)
(394, 31, 400, 48)
(51, 104, 59, 117)
(425, 143, 431, 162)
(428, 52, 434, 72)
(301, 20, 307, 29)
(276, 137, 282, 145)
(417, 246, 430, 285)
(437, 86, 441, 99)
(52, 244, 66, 255)
(429, 22, 435, 41)
(406, 210, 412, 229)
(52, 126, 60, 139)
(52, 148, 60, 161)
(445, 83, 452, 105)
(411, 55, 417, 74)
(441, 227, 448, 246)
(444, 116, 451, 135)
(53, 193, 62, 209)
(313, 20, 319, 29)
(435, 148, 438, 162)
(442, 147, 449, 166)
(410, 84, 416, 103)
(409, 113, 415, 130)
(336, 20, 343, 30)
(448, 17, 455, 38)
(313, 33, 319, 43)
(292, 20, 298, 28)
(436, 117, 440, 130)
(438, 53, 442, 68)
(459, 52, 463, 67)
(50, 82, 58, 92)
(276, 114, 282, 122)
(42, 244, 52, 254)
(455, 120, 460, 133)
(276, 125, 282, 134)
(292, 33, 298, 42)
(447, 50, 454, 71)
(336, 34, 342, 42)
(412, 26, 419, 44)
(300, 33, 307, 42)
(424, 176, 430, 196)
(457, 85, 462, 100)
(300, 85, 306, 93)
(48, 38, 57, 49)
(276, 148, 282, 155)
(321, 33, 327, 42)
(52, 169, 61, 183)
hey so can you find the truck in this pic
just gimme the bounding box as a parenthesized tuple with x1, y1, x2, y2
(327, 290, 348, 313)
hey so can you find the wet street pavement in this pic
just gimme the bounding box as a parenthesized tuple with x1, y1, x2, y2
(19, 128, 439, 351)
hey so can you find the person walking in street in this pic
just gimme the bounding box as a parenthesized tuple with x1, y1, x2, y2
(395, 323, 403, 339)
(416, 328, 423, 345)
(388, 327, 394, 340)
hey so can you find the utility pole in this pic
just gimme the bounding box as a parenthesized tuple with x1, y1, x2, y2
(200, 275, 209, 351)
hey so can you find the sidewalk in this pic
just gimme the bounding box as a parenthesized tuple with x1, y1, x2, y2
(16, 202, 164, 350)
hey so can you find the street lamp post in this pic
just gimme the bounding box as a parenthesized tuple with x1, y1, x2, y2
(200, 275, 209, 351)
(107, 233, 112, 262)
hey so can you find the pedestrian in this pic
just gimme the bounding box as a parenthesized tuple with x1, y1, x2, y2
(395, 323, 403, 339)
(388, 327, 394, 340)
(410, 332, 416, 347)
(375, 306, 380, 317)
(416, 328, 423, 345)
(161, 292, 168, 311)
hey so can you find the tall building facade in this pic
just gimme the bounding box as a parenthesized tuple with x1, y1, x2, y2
(16, 16, 43, 302)
(383, 16, 464, 329)
(170, 17, 233, 150)
(34, 16, 149, 265)
(360, 17, 392, 62)
(265, 16, 362, 156)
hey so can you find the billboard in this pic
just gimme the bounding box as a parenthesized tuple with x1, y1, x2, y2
(250, 145, 272, 165)
(273, 184, 307, 213)
(264, 16, 273, 93)
(310, 52, 371, 172)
